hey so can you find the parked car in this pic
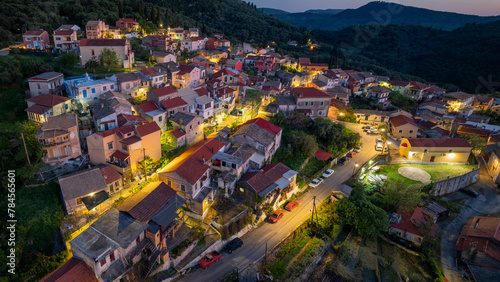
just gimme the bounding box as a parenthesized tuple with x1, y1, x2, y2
(323, 169, 334, 178)
(269, 210, 284, 223)
(225, 238, 243, 253)
(309, 177, 323, 188)
(459, 188, 479, 197)
(338, 156, 349, 165)
(285, 201, 299, 211)
(198, 251, 222, 269)
(354, 147, 362, 153)
(347, 151, 357, 158)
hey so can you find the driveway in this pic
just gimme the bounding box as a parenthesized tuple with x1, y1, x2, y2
(440, 164, 500, 281)
(177, 122, 380, 281)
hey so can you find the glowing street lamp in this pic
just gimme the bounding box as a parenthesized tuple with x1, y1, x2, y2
(353, 162, 359, 175)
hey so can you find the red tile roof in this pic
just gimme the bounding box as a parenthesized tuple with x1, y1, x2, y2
(139, 68, 159, 76)
(40, 257, 98, 282)
(239, 163, 292, 194)
(409, 81, 430, 90)
(457, 125, 491, 137)
(79, 39, 127, 47)
(420, 120, 438, 130)
(121, 135, 141, 145)
(111, 150, 129, 160)
(391, 207, 438, 237)
(152, 86, 177, 97)
(100, 165, 122, 184)
(136, 122, 161, 137)
(406, 138, 471, 148)
(95, 125, 135, 138)
(160, 97, 188, 110)
(23, 30, 46, 36)
(127, 182, 177, 222)
(241, 118, 282, 135)
(24, 104, 51, 114)
(390, 115, 418, 128)
(293, 87, 331, 98)
(433, 127, 451, 137)
(298, 57, 311, 65)
(139, 101, 160, 113)
(170, 129, 185, 139)
(194, 88, 210, 97)
(212, 68, 235, 79)
(54, 30, 74, 36)
(458, 216, 500, 261)
(315, 149, 332, 161)
(117, 114, 148, 127)
(26, 94, 71, 107)
(388, 80, 410, 87)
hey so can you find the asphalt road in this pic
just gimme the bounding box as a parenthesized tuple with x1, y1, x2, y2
(440, 164, 500, 281)
(178, 123, 379, 281)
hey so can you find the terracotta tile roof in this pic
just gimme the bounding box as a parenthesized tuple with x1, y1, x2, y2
(388, 80, 410, 87)
(118, 18, 138, 23)
(170, 129, 185, 139)
(99, 165, 122, 184)
(298, 57, 311, 65)
(212, 68, 235, 79)
(406, 138, 471, 148)
(139, 68, 159, 76)
(25, 104, 51, 114)
(117, 114, 148, 127)
(111, 150, 129, 160)
(391, 207, 438, 237)
(23, 30, 46, 36)
(160, 97, 188, 110)
(433, 127, 450, 137)
(79, 39, 127, 47)
(409, 81, 430, 90)
(315, 149, 332, 161)
(127, 182, 177, 222)
(40, 257, 98, 282)
(239, 163, 292, 194)
(241, 118, 282, 135)
(26, 94, 71, 107)
(54, 30, 74, 36)
(457, 125, 491, 137)
(293, 87, 331, 98)
(139, 101, 160, 113)
(136, 122, 161, 137)
(121, 135, 141, 145)
(390, 115, 418, 128)
(475, 95, 495, 103)
(194, 88, 209, 96)
(420, 120, 438, 130)
(460, 216, 500, 243)
(152, 86, 177, 97)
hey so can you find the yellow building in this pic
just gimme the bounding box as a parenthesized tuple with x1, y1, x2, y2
(399, 138, 471, 164)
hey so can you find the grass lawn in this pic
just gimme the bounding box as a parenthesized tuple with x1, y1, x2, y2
(301, 158, 327, 178)
(378, 164, 477, 184)
(70, 67, 140, 74)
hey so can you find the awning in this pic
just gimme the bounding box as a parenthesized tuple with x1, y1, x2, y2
(112, 150, 130, 160)
(81, 190, 109, 211)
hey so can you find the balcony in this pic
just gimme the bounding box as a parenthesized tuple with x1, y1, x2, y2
(107, 161, 130, 174)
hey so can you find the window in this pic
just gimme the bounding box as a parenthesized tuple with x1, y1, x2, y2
(409, 130, 414, 133)
(158, 116, 162, 122)
(26, 37, 31, 41)
(83, 89, 87, 98)
(100, 258, 107, 267)
(92, 88, 96, 94)
(103, 86, 107, 91)
(424, 149, 428, 153)
(305, 102, 308, 106)
(110, 85, 114, 90)
(449, 149, 453, 153)
(181, 184, 185, 192)
(37, 84, 41, 89)
(110, 252, 115, 262)
(167, 180, 171, 187)
(55, 37, 61, 41)
(65, 104, 69, 110)
(318, 111, 323, 115)
(76, 198, 82, 205)
(107, 142, 114, 150)
(310, 102, 314, 106)
(91, 49, 95, 56)
(26, 44, 31, 48)
(320, 101, 324, 106)
(122, 144, 127, 150)
(398, 130, 402, 133)
(126, 83, 130, 89)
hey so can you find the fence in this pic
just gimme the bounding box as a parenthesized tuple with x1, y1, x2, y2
(431, 168, 480, 196)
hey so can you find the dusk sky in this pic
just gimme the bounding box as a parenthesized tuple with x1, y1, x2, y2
(253, 0, 500, 16)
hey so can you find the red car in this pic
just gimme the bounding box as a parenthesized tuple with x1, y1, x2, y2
(347, 151, 357, 158)
(269, 210, 284, 223)
(198, 251, 222, 269)
(285, 201, 299, 211)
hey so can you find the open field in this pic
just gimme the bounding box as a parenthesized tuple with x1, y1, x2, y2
(378, 164, 477, 184)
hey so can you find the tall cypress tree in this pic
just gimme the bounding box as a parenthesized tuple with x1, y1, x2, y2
(138, 0, 145, 18)
(150, 6, 155, 22)
(118, 0, 124, 18)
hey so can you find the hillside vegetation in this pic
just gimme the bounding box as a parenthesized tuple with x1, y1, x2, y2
(0, 0, 303, 47)
(264, 1, 500, 31)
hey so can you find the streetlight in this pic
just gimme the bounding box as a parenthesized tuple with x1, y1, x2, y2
(353, 162, 359, 175)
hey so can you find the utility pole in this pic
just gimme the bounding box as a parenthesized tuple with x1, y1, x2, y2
(143, 148, 147, 182)
(311, 196, 317, 232)
(21, 133, 31, 166)
(264, 242, 267, 265)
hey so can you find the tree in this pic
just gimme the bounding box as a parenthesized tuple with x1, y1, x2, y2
(118, 0, 124, 18)
(380, 179, 426, 212)
(270, 112, 286, 126)
(60, 53, 78, 70)
(99, 48, 120, 71)
(139, 156, 155, 176)
(156, 7, 161, 25)
(459, 133, 485, 155)
(151, 6, 156, 23)
(84, 59, 99, 73)
(288, 131, 318, 158)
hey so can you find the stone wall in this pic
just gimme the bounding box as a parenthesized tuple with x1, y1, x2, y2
(431, 168, 479, 196)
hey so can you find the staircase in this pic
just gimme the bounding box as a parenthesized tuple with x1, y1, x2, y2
(270, 192, 281, 210)
(141, 240, 162, 278)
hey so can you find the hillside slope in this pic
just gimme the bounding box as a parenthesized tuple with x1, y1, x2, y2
(265, 1, 500, 31)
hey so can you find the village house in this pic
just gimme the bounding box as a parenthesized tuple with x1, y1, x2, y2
(181, 36, 208, 52)
(104, 25, 121, 39)
(483, 143, 500, 184)
(254, 56, 275, 73)
(109, 72, 142, 98)
(40, 257, 98, 282)
(222, 59, 242, 71)
(172, 64, 202, 89)
(161, 97, 189, 117)
(22, 30, 50, 50)
(194, 95, 214, 120)
(165, 128, 186, 148)
(390, 114, 419, 139)
(53, 28, 79, 51)
(231, 118, 282, 163)
(367, 85, 391, 107)
(116, 18, 139, 32)
(136, 67, 169, 89)
(152, 51, 176, 63)
(326, 86, 351, 106)
(442, 91, 475, 111)
(297, 57, 328, 74)
(85, 20, 106, 39)
(404, 81, 431, 100)
(473, 95, 495, 112)
(159, 138, 226, 218)
(169, 111, 204, 145)
(399, 138, 472, 164)
(36, 113, 81, 164)
(25, 94, 73, 123)
(58, 166, 118, 215)
(354, 109, 412, 125)
(290, 87, 331, 118)
(147, 86, 178, 105)
(64, 74, 117, 109)
(138, 100, 167, 131)
(79, 39, 134, 69)
(28, 72, 65, 97)
(418, 100, 449, 115)
(86, 122, 162, 175)
(237, 163, 298, 210)
(389, 207, 438, 246)
(90, 91, 133, 131)
(457, 216, 500, 271)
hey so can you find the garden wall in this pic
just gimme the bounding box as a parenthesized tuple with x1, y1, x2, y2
(431, 168, 480, 196)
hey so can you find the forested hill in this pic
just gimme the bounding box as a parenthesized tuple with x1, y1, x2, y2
(264, 1, 500, 31)
(312, 21, 500, 93)
(0, 0, 304, 47)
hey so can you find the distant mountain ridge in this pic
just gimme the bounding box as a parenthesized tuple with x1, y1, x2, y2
(262, 1, 500, 31)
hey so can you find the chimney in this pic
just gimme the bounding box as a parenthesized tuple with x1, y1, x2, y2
(474, 218, 480, 230)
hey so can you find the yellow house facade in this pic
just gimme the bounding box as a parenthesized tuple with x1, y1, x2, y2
(399, 138, 472, 164)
